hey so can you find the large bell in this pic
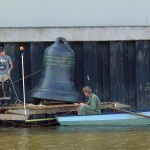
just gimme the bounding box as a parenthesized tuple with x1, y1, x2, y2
(29, 37, 81, 103)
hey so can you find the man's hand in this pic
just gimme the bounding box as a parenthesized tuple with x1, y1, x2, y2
(7, 70, 11, 76)
(74, 103, 80, 106)
(74, 103, 86, 106)
(80, 103, 86, 106)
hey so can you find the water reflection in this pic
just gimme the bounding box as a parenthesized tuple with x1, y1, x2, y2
(18, 129, 29, 150)
(0, 126, 150, 150)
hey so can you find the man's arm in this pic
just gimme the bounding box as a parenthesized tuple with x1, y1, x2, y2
(8, 60, 13, 75)
(85, 97, 97, 110)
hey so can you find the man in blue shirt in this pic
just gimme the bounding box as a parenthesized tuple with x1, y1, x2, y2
(0, 47, 13, 106)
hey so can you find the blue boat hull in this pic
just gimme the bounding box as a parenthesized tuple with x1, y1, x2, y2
(56, 110, 150, 126)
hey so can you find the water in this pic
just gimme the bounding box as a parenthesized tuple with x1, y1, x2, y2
(0, 126, 150, 150)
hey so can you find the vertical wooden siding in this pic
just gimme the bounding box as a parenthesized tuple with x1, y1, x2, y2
(2, 41, 150, 110)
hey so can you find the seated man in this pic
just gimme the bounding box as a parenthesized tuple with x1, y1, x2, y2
(76, 86, 101, 115)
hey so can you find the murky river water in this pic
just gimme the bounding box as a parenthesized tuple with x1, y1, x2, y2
(0, 126, 150, 150)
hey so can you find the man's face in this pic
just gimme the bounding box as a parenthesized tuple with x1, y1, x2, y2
(0, 51, 5, 56)
(84, 92, 89, 97)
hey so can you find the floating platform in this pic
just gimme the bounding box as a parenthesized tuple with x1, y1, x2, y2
(0, 102, 130, 121)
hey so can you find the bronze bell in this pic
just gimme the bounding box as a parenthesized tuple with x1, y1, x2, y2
(29, 37, 81, 103)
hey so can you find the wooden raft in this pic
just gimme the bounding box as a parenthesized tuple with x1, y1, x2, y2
(0, 102, 130, 121)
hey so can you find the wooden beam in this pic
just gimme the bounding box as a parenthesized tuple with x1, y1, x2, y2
(0, 114, 28, 120)
(6, 102, 130, 115)
(6, 106, 77, 115)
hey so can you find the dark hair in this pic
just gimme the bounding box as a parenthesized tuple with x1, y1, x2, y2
(82, 86, 92, 94)
(0, 47, 5, 53)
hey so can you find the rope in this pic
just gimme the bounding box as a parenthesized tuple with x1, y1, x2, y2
(6, 69, 42, 106)
(0, 70, 42, 106)
(10, 77, 23, 106)
(25, 118, 56, 122)
(12, 69, 42, 84)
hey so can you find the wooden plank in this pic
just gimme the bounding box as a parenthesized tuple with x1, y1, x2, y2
(70, 42, 84, 92)
(136, 41, 150, 110)
(102, 102, 130, 109)
(30, 42, 45, 89)
(6, 106, 77, 115)
(123, 42, 129, 105)
(110, 42, 125, 101)
(6, 102, 130, 115)
(101, 42, 110, 101)
(83, 42, 97, 87)
(128, 42, 136, 109)
(0, 114, 28, 120)
(0, 102, 130, 110)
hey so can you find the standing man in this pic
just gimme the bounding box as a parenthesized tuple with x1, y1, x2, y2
(0, 47, 13, 106)
(75, 86, 101, 115)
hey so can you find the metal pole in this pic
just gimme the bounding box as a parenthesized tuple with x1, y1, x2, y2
(21, 52, 26, 115)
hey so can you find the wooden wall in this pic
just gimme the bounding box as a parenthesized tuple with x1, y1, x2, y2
(0, 41, 150, 110)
